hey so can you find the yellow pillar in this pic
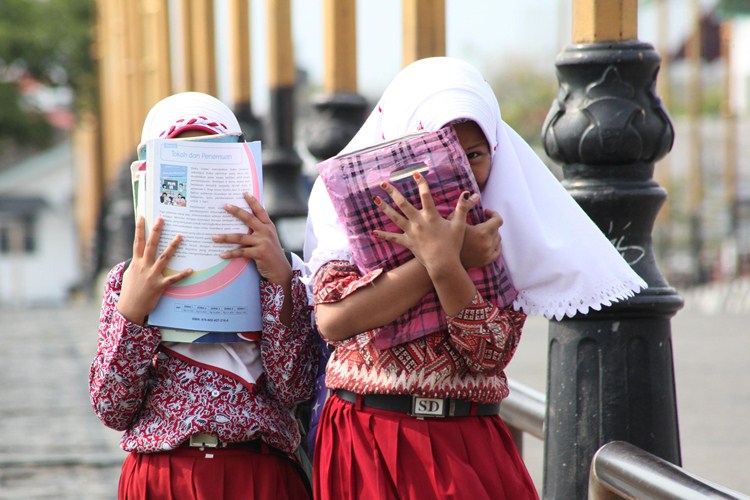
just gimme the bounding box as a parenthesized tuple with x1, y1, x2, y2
(179, 0, 194, 91)
(94, 0, 115, 178)
(73, 113, 102, 262)
(323, 0, 357, 93)
(308, 0, 367, 161)
(124, 1, 145, 158)
(141, 0, 172, 108)
(97, 0, 133, 183)
(266, 0, 295, 88)
(572, 0, 637, 43)
(186, 0, 217, 94)
(229, 0, 252, 106)
(402, 0, 445, 67)
(262, 0, 305, 235)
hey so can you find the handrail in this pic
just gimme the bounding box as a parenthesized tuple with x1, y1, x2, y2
(500, 379, 546, 440)
(589, 441, 750, 500)
(500, 381, 750, 499)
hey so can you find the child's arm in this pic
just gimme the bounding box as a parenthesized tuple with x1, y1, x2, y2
(314, 258, 434, 341)
(213, 192, 318, 403)
(373, 173, 480, 316)
(117, 216, 193, 325)
(448, 299, 526, 375)
(91, 217, 192, 430)
(313, 191, 502, 342)
(89, 262, 162, 430)
(259, 271, 319, 405)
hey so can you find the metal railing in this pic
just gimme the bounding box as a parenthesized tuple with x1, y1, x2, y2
(499, 379, 545, 454)
(500, 379, 750, 500)
(589, 441, 750, 500)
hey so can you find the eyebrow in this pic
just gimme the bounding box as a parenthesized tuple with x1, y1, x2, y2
(465, 141, 488, 151)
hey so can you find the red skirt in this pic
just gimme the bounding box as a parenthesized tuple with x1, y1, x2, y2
(313, 394, 538, 500)
(119, 444, 310, 499)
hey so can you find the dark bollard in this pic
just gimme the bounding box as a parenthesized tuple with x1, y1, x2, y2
(263, 85, 308, 254)
(306, 92, 368, 161)
(541, 40, 684, 499)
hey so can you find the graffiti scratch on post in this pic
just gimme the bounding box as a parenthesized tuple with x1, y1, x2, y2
(608, 221, 645, 266)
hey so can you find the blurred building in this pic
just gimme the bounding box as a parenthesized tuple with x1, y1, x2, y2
(0, 140, 81, 305)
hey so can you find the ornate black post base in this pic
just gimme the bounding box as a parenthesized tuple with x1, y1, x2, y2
(264, 85, 308, 254)
(305, 92, 368, 161)
(541, 41, 684, 499)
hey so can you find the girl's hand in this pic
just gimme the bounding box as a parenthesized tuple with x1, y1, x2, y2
(117, 216, 193, 326)
(373, 173, 480, 277)
(211, 192, 293, 287)
(461, 209, 503, 268)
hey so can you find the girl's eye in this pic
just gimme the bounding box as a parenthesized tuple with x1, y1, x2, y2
(466, 152, 481, 160)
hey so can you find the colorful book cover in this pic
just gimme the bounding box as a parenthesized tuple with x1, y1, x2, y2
(134, 135, 264, 341)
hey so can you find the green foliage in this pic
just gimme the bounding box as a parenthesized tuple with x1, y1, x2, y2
(0, 82, 54, 147)
(715, 0, 750, 19)
(486, 68, 558, 148)
(667, 85, 723, 116)
(0, 0, 94, 91)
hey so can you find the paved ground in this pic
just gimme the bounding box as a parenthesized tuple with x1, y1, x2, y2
(0, 286, 748, 499)
(0, 304, 122, 499)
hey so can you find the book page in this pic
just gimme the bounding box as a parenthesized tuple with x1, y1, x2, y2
(143, 137, 264, 334)
(147, 139, 263, 272)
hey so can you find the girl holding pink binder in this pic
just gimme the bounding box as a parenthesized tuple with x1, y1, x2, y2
(305, 57, 645, 499)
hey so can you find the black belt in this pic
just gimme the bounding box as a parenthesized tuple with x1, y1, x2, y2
(182, 434, 313, 499)
(184, 433, 267, 450)
(335, 389, 500, 418)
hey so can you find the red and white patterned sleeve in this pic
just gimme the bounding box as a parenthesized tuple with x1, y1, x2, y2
(89, 262, 161, 431)
(312, 260, 383, 305)
(259, 270, 319, 406)
(447, 292, 527, 375)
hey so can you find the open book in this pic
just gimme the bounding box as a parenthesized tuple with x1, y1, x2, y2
(131, 135, 264, 342)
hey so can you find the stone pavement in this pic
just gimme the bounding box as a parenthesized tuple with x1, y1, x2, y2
(0, 305, 122, 499)
(0, 288, 748, 499)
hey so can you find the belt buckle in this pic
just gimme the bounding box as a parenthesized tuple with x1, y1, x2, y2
(189, 433, 220, 448)
(411, 396, 447, 418)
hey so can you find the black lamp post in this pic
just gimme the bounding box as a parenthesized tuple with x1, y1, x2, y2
(262, 0, 308, 255)
(541, 40, 684, 499)
(263, 84, 308, 255)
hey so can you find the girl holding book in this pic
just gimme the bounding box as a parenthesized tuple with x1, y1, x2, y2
(304, 57, 646, 499)
(90, 92, 317, 499)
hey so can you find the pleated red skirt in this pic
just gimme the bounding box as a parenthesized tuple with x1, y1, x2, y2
(313, 394, 539, 500)
(118, 445, 311, 499)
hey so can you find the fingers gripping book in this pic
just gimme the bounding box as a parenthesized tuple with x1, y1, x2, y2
(130, 135, 264, 342)
(316, 126, 517, 349)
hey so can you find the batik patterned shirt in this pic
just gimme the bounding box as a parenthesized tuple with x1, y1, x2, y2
(313, 261, 526, 403)
(89, 261, 318, 454)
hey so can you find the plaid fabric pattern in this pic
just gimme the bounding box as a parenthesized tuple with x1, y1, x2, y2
(317, 127, 517, 349)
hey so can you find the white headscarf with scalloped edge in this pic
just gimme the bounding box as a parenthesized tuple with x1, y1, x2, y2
(304, 57, 646, 320)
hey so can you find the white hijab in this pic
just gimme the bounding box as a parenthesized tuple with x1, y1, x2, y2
(304, 57, 646, 320)
(139, 92, 302, 389)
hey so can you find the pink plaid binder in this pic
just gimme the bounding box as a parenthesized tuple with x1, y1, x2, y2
(317, 126, 517, 349)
